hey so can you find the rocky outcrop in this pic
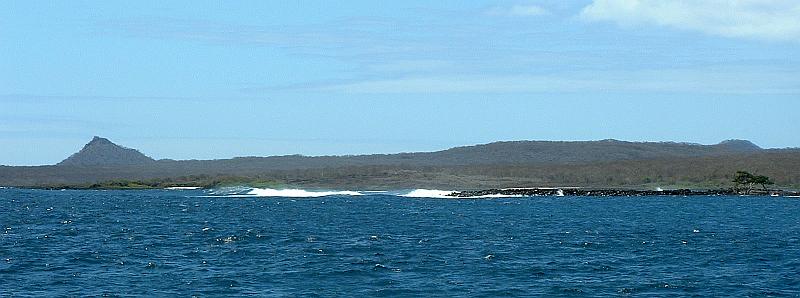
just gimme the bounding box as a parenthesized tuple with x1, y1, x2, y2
(448, 188, 737, 197)
(57, 136, 155, 166)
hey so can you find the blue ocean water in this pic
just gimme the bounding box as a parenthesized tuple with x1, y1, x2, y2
(1, 189, 799, 296)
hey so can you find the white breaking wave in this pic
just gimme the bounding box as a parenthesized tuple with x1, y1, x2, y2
(245, 188, 363, 198)
(473, 194, 524, 198)
(205, 186, 253, 196)
(401, 189, 457, 198)
(203, 187, 524, 199)
(401, 189, 527, 198)
(165, 186, 202, 190)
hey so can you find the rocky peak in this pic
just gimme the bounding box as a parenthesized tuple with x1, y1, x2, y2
(57, 136, 155, 166)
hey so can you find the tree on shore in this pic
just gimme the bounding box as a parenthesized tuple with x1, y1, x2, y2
(752, 175, 774, 191)
(733, 171, 754, 194)
(733, 171, 774, 194)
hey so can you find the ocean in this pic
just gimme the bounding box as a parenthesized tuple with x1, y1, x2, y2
(1, 188, 799, 296)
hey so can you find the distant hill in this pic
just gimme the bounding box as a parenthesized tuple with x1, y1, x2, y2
(1, 136, 796, 189)
(412, 139, 762, 165)
(150, 138, 763, 171)
(715, 139, 762, 151)
(57, 136, 155, 166)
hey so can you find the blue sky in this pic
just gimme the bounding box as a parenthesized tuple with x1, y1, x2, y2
(1, 1, 799, 165)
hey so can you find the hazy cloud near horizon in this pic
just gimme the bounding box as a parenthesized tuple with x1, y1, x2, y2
(307, 67, 800, 95)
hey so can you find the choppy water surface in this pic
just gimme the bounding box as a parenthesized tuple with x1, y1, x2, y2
(1, 189, 799, 296)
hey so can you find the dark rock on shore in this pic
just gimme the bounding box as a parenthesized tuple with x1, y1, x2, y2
(448, 188, 737, 197)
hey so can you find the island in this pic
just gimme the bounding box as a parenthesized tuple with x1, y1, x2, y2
(1, 136, 798, 194)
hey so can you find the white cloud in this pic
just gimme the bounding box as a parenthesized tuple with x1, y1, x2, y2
(581, 0, 800, 41)
(487, 5, 550, 17)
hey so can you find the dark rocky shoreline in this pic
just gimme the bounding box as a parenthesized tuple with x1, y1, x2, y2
(447, 188, 798, 197)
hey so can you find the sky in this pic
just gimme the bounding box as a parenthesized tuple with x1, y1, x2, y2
(1, 0, 799, 165)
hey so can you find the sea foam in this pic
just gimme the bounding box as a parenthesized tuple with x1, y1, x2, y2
(400, 189, 526, 198)
(401, 189, 457, 198)
(165, 186, 202, 190)
(245, 188, 363, 197)
(205, 187, 518, 199)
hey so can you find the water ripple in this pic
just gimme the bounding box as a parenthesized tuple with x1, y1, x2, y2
(1, 189, 799, 296)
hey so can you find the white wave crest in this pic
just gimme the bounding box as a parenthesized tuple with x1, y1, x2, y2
(205, 186, 253, 196)
(401, 189, 456, 198)
(401, 189, 526, 199)
(472, 194, 524, 198)
(246, 188, 363, 198)
(165, 186, 202, 190)
(203, 187, 522, 199)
